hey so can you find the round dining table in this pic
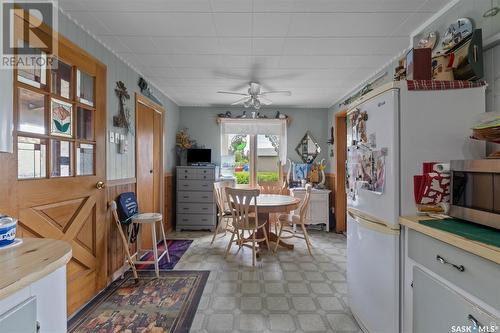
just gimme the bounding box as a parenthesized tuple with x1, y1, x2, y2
(254, 194, 301, 250)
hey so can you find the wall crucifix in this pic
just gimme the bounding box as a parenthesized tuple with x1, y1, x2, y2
(113, 81, 132, 134)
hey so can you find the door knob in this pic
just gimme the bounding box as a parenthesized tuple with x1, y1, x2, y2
(96, 181, 106, 190)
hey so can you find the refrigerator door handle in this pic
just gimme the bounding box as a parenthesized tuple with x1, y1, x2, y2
(348, 210, 400, 235)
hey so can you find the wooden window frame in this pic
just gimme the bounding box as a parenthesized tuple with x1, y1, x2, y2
(14, 56, 97, 180)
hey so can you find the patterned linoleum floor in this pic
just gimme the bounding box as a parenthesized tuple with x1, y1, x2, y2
(167, 230, 361, 333)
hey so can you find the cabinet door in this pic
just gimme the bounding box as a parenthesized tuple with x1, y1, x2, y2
(413, 267, 499, 333)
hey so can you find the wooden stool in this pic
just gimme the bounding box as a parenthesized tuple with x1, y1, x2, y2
(129, 213, 170, 278)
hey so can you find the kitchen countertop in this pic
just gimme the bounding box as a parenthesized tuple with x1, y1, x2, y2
(400, 216, 500, 265)
(0, 238, 72, 300)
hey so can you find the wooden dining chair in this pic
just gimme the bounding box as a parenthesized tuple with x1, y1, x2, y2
(275, 184, 314, 255)
(211, 180, 235, 244)
(224, 188, 270, 266)
(259, 181, 286, 234)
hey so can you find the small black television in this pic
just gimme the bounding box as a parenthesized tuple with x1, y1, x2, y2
(187, 148, 211, 165)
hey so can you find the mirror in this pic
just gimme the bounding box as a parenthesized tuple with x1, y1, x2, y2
(295, 131, 321, 163)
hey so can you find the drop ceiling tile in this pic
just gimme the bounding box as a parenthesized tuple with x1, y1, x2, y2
(219, 38, 252, 55)
(153, 37, 220, 54)
(278, 55, 389, 69)
(92, 12, 216, 36)
(213, 13, 252, 37)
(252, 13, 291, 37)
(291, 0, 434, 12)
(252, 38, 286, 55)
(252, 0, 296, 12)
(117, 36, 157, 53)
(67, 0, 212, 12)
(211, 0, 252, 12)
(252, 55, 282, 68)
(286, 12, 415, 37)
(282, 37, 409, 55)
(59, 0, 449, 107)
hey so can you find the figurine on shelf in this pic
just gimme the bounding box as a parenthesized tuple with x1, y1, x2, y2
(317, 159, 327, 189)
(217, 111, 232, 118)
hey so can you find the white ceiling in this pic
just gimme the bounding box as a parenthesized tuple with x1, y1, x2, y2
(59, 0, 451, 108)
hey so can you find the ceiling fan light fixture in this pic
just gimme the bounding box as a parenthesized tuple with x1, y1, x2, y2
(243, 99, 252, 108)
(253, 99, 261, 109)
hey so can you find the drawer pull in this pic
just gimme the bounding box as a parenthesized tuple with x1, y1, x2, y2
(468, 314, 481, 329)
(183, 196, 189, 199)
(436, 255, 465, 272)
(202, 196, 209, 199)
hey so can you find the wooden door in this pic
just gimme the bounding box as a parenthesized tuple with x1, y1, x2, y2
(136, 95, 164, 248)
(11, 28, 107, 315)
(335, 111, 347, 233)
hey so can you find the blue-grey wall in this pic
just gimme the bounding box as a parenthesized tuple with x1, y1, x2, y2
(178, 107, 330, 168)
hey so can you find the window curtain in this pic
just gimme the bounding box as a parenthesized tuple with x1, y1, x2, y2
(219, 118, 287, 164)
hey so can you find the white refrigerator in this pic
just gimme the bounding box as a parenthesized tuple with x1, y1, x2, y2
(345, 82, 485, 333)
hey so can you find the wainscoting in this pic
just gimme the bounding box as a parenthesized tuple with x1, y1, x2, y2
(106, 178, 136, 282)
(106, 174, 176, 280)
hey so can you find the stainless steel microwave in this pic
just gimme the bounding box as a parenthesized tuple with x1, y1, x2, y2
(450, 160, 500, 230)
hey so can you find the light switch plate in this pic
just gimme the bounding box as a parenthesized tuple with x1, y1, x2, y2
(120, 134, 125, 141)
(109, 131, 114, 143)
(115, 132, 120, 143)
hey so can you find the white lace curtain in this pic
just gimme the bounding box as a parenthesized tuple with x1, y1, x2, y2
(219, 118, 288, 164)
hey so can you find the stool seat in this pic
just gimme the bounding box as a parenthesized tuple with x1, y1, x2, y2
(132, 213, 163, 223)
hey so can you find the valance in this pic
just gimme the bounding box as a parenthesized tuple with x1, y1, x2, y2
(219, 118, 288, 164)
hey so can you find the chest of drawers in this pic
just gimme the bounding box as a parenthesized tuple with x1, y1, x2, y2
(176, 166, 219, 231)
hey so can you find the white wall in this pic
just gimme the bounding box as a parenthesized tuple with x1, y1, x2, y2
(178, 107, 330, 168)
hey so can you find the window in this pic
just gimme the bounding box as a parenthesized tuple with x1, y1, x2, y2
(15, 57, 96, 179)
(220, 119, 287, 186)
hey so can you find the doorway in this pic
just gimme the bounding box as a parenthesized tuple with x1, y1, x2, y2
(335, 110, 347, 233)
(135, 94, 164, 249)
(8, 13, 107, 316)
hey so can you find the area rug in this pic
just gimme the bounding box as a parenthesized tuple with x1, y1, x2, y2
(68, 270, 209, 333)
(136, 239, 193, 270)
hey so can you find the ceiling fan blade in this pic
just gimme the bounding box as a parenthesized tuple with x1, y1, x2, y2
(217, 91, 249, 96)
(260, 90, 292, 96)
(259, 96, 273, 105)
(231, 96, 251, 105)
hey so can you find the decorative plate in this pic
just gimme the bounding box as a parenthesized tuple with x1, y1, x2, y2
(417, 31, 438, 49)
(442, 18, 473, 50)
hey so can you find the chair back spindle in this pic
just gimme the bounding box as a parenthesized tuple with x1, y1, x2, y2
(226, 188, 260, 229)
(298, 184, 313, 223)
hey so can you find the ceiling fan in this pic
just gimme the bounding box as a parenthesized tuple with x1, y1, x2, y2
(217, 82, 291, 109)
